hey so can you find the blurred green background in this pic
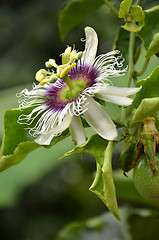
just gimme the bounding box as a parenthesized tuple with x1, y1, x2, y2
(1, 0, 159, 239)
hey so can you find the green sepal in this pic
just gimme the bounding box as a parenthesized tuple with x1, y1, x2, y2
(122, 21, 143, 32)
(143, 136, 156, 174)
(119, 0, 144, 32)
(122, 5, 144, 32)
(147, 32, 159, 59)
(62, 136, 120, 221)
(140, 118, 158, 174)
(130, 5, 144, 24)
(118, 0, 132, 18)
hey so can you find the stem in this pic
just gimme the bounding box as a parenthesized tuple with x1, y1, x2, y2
(121, 107, 126, 124)
(132, 123, 140, 136)
(126, 32, 136, 87)
(104, 0, 119, 17)
(122, 32, 136, 123)
(136, 58, 150, 76)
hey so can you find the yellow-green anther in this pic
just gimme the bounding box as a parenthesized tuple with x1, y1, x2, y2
(45, 61, 52, 68)
(45, 59, 58, 68)
(70, 51, 83, 63)
(76, 51, 83, 60)
(36, 69, 48, 82)
(65, 46, 72, 54)
(70, 50, 77, 62)
(60, 63, 76, 79)
(71, 50, 76, 55)
(39, 79, 49, 86)
(36, 46, 83, 87)
(49, 74, 58, 83)
(62, 46, 72, 64)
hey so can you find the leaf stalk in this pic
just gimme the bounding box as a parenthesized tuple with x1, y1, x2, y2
(104, 0, 119, 17)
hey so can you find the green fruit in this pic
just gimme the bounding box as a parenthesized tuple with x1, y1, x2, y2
(133, 153, 159, 201)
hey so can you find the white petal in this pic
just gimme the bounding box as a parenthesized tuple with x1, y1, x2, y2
(35, 113, 73, 145)
(83, 97, 117, 140)
(81, 27, 98, 65)
(35, 132, 55, 145)
(69, 116, 86, 145)
(96, 93, 133, 106)
(50, 113, 73, 135)
(97, 85, 142, 96)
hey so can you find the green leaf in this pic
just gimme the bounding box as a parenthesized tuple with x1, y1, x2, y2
(0, 108, 70, 172)
(58, 0, 104, 40)
(101, 141, 120, 221)
(1, 108, 36, 156)
(137, 5, 159, 49)
(62, 134, 107, 165)
(118, 0, 132, 18)
(147, 32, 159, 59)
(89, 141, 120, 221)
(0, 142, 40, 173)
(0, 108, 40, 172)
(132, 97, 159, 123)
(62, 136, 120, 220)
(133, 66, 159, 107)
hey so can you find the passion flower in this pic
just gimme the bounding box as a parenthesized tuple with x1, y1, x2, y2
(133, 152, 159, 201)
(17, 27, 141, 146)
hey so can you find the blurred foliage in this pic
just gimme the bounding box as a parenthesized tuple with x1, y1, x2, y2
(58, 0, 104, 39)
(0, 154, 106, 240)
(0, 0, 121, 90)
(56, 207, 159, 240)
(1, 150, 159, 240)
(0, 0, 65, 89)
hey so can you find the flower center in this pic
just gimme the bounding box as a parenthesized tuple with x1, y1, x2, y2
(59, 78, 86, 100)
